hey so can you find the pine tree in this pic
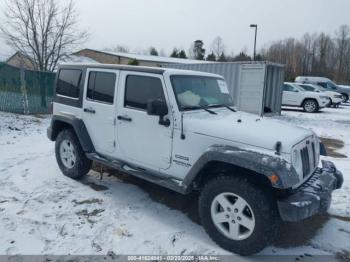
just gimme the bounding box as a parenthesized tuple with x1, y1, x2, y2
(149, 47, 159, 56)
(170, 48, 179, 58)
(178, 50, 187, 59)
(128, 58, 139, 65)
(218, 52, 227, 62)
(206, 52, 216, 61)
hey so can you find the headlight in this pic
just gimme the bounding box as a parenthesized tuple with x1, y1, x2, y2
(292, 149, 303, 177)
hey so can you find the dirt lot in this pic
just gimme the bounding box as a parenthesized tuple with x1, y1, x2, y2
(0, 104, 349, 257)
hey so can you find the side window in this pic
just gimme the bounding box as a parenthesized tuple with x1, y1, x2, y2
(56, 69, 82, 98)
(283, 84, 292, 91)
(125, 75, 165, 110)
(301, 85, 313, 91)
(87, 71, 116, 104)
(318, 82, 327, 89)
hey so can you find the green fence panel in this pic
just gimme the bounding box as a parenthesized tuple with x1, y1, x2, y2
(25, 69, 56, 114)
(0, 62, 56, 114)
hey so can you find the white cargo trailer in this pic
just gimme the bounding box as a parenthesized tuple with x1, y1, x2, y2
(164, 61, 284, 116)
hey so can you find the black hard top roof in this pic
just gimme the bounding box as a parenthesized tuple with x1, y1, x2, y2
(58, 63, 165, 74)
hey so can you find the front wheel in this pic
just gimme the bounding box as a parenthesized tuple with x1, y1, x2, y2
(199, 176, 277, 255)
(341, 94, 349, 103)
(55, 129, 92, 179)
(302, 99, 319, 113)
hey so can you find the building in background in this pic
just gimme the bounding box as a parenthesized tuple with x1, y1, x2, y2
(72, 49, 207, 67)
(6, 52, 36, 70)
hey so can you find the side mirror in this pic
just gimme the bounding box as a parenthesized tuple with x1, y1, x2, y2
(147, 99, 168, 116)
(147, 99, 170, 126)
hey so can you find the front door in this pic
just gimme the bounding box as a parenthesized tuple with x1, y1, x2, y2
(282, 84, 299, 105)
(116, 71, 172, 170)
(83, 68, 119, 155)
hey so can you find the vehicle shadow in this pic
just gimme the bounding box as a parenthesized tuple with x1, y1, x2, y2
(87, 168, 330, 249)
(281, 108, 325, 113)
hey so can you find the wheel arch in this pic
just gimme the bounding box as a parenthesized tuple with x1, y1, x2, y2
(191, 160, 273, 191)
(182, 145, 299, 193)
(48, 115, 95, 153)
(301, 97, 319, 107)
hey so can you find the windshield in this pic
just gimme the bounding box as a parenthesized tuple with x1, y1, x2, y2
(171, 75, 234, 110)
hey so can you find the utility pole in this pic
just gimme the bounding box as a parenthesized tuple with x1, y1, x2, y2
(250, 24, 258, 60)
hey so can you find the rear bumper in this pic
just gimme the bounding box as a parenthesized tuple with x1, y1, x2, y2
(277, 160, 343, 222)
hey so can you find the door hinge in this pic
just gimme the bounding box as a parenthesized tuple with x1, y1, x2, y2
(113, 118, 117, 126)
(113, 140, 116, 147)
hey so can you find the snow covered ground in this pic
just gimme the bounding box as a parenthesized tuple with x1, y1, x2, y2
(0, 105, 349, 257)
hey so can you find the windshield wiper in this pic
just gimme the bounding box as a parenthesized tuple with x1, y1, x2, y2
(182, 105, 217, 115)
(207, 104, 236, 112)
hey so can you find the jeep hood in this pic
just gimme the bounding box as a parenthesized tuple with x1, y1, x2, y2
(184, 109, 314, 153)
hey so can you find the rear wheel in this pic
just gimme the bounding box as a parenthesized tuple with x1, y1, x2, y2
(199, 176, 277, 255)
(55, 129, 92, 179)
(302, 99, 318, 113)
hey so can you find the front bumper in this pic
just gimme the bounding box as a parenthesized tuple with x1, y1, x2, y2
(277, 160, 343, 222)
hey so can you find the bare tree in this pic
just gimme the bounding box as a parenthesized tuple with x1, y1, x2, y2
(334, 25, 350, 81)
(211, 36, 225, 59)
(0, 0, 87, 71)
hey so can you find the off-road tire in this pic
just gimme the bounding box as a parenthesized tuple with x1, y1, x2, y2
(55, 128, 92, 179)
(199, 175, 277, 256)
(302, 99, 319, 113)
(341, 94, 349, 103)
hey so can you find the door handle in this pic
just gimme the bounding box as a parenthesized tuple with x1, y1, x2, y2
(117, 115, 132, 122)
(84, 108, 95, 114)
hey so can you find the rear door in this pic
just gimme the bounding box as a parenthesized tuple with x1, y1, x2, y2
(116, 71, 173, 170)
(82, 68, 119, 155)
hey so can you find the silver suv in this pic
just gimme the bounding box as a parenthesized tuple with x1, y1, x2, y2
(295, 76, 350, 103)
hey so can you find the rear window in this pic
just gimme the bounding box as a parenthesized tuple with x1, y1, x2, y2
(87, 71, 116, 104)
(56, 69, 82, 98)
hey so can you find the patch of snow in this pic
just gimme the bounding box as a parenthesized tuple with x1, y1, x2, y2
(97, 50, 210, 65)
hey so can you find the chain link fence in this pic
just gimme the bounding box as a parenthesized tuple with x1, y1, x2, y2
(0, 62, 56, 114)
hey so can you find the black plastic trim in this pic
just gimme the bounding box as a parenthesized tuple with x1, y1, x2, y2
(277, 160, 343, 222)
(48, 115, 95, 153)
(182, 144, 300, 191)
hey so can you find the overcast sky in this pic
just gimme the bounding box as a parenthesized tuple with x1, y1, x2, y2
(1, 0, 350, 60)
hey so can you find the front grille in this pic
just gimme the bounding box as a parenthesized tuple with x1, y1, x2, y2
(300, 147, 310, 178)
(299, 141, 317, 178)
(311, 142, 316, 167)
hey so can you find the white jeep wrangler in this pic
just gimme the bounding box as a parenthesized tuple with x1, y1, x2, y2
(48, 64, 343, 255)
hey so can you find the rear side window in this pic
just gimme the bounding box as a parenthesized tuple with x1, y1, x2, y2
(301, 85, 314, 91)
(125, 75, 165, 110)
(283, 84, 293, 91)
(87, 71, 116, 104)
(317, 82, 327, 88)
(56, 69, 82, 98)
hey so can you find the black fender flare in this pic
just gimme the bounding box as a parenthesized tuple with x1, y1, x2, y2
(47, 115, 95, 153)
(182, 145, 299, 191)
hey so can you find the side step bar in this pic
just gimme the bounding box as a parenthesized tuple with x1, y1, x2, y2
(86, 153, 188, 194)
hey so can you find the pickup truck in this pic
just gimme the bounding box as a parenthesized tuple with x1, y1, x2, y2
(47, 64, 343, 255)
